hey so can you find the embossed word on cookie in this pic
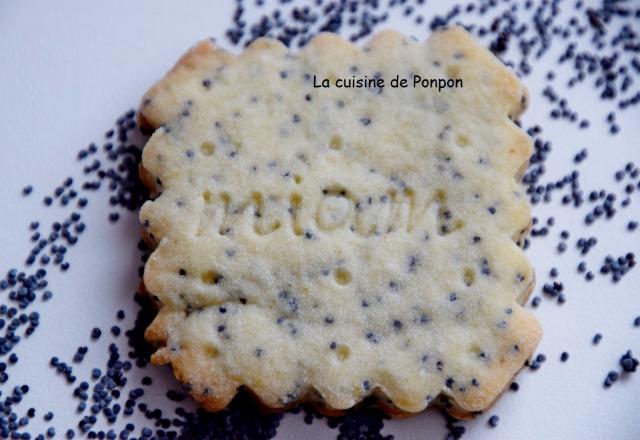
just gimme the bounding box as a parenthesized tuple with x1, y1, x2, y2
(137, 26, 541, 419)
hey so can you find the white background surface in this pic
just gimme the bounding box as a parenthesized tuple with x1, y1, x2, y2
(1, 1, 639, 439)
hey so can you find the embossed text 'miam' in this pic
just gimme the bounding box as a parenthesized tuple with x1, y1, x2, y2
(196, 187, 458, 237)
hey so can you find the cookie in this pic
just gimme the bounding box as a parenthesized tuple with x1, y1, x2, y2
(137, 26, 541, 419)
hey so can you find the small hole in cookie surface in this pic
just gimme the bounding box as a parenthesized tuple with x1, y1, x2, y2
(204, 344, 219, 358)
(470, 344, 483, 356)
(336, 345, 350, 360)
(447, 65, 460, 79)
(464, 268, 475, 286)
(335, 268, 352, 285)
(201, 270, 221, 285)
(456, 134, 470, 147)
(201, 141, 215, 156)
(329, 134, 343, 150)
(435, 189, 447, 203)
(290, 193, 303, 236)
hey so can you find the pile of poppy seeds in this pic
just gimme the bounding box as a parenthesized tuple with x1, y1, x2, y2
(3, 0, 640, 439)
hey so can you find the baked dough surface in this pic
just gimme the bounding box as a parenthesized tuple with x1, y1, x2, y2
(138, 27, 541, 418)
